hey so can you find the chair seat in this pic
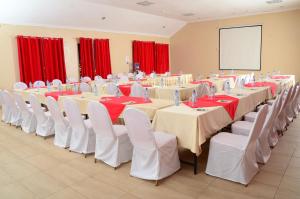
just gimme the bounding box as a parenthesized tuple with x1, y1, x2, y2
(244, 112, 257, 122)
(154, 131, 177, 148)
(232, 121, 253, 136)
(211, 132, 248, 150)
(113, 125, 128, 136)
(267, 99, 276, 105)
(83, 119, 93, 129)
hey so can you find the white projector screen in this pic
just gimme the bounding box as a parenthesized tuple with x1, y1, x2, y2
(219, 25, 262, 70)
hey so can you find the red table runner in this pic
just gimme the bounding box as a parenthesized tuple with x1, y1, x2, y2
(184, 95, 239, 120)
(45, 91, 81, 101)
(218, 75, 237, 81)
(244, 82, 277, 96)
(119, 84, 152, 96)
(271, 75, 290, 79)
(99, 96, 152, 122)
(190, 80, 213, 86)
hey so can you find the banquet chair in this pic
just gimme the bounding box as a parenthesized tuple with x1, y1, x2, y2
(235, 76, 245, 88)
(130, 82, 144, 97)
(231, 102, 279, 164)
(286, 84, 300, 123)
(94, 75, 103, 81)
(52, 79, 62, 87)
(94, 77, 106, 86)
(123, 108, 180, 185)
(82, 76, 92, 83)
(244, 74, 251, 84)
(136, 72, 144, 80)
(128, 73, 134, 78)
(63, 98, 95, 155)
(222, 79, 231, 91)
(119, 75, 129, 84)
(275, 87, 293, 133)
(107, 74, 113, 80)
(87, 102, 133, 168)
(79, 82, 91, 92)
(29, 94, 54, 137)
(33, 80, 46, 88)
(1, 90, 22, 126)
(46, 96, 72, 148)
(205, 105, 268, 185)
(196, 83, 210, 98)
(14, 93, 36, 133)
(106, 82, 119, 95)
(14, 82, 28, 90)
(68, 77, 77, 83)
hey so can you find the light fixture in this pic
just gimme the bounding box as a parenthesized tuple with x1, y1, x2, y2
(136, 1, 154, 6)
(101, 17, 106, 20)
(266, 0, 283, 4)
(182, 13, 195, 17)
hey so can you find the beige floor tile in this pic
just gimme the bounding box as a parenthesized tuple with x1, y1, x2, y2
(25, 154, 62, 171)
(293, 147, 300, 158)
(0, 169, 15, 186)
(275, 189, 300, 199)
(118, 193, 141, 199)
(20, 171, 67, 199)
(210, 178, 277, 199)
(278, 175, 300, 194)
(197, 186, 260, 199)
(71, 178, 125, 199)
(288, 157, 300, 167)
(0, 161, 40, 180)
(0, 151, 20, 165)
(66, 157, 105, 176)
(260, 154, 291, 175)
(45, 187, 87, 199)
(284, 165, 300, 178)
(8, 145, 41, 159)
(0, 183, 36, 199)
(44, 164, 89, 186)
(253, 170, 282, 187)
(271, 140, 296, 157)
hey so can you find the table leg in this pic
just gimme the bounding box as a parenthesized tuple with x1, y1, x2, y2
(193, 153, 198, 175)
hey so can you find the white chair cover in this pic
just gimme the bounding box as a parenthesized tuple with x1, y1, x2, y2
(196, 83, 210, 98)
(276, 87, 293, 132)
(14, 82, 28, 90)
(33, 80, 46, 88)
(82, 76, 92, 82)
(67, 77, 77, 83)
(87, 102, 133, 167)
(46, 96, 72, 148)
(286, 84, 300, 122)
(205, 105, 268, 185)
(130, 83, 145, 97)
(119, 75, 129, 84)
(128, 73, 134, 78)
(29, 94, 54, 137)
(79, 82, 91, 92)
(14, 93, 36, 133)
(232, 101, 278, 163)
(94, 78, 106, 86)
(106, 83, 118, 95)
(52, 79, 62, 87)
(107, 74, 113, 80)
(136, 72, 144, 80)
(94, 75, 102, 81)
(1, 90, 22, 125)
(124, 108, 180, 181)
(63, 98, 95, 154)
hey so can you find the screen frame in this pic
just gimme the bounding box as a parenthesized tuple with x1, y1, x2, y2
(219, 24, 262, 71)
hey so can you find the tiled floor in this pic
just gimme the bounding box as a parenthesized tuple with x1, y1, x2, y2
(0, 115, 299, 199)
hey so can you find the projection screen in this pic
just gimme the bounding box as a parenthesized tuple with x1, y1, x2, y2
(219, 25, 262, 70)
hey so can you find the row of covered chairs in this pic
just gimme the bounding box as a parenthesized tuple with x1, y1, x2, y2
(205, 83, 300, 185)
(0, 90, 180, 184)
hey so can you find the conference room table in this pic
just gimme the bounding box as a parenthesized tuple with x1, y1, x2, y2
(194, 78, 235, 92)
(152, 87, 271, 174)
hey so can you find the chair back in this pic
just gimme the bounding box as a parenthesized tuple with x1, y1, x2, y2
(130, 83, 144, 97)
(87, 101, 116, 139)
(119, 75, 129, 84)
(52, 79, 62, 87)
(107, 74, 113, 80)
(94, 75, 102, 81)
(196, 83, 210, 98)
(33, 80, 46, 88)
(123, 108, 156, 149)
(46, 96, 66, 125)
(29, 94, 46, 123)
(82, 76, 91, 82)
(128, 73, 134, 78)
(13, 93, 28, 112)
(68, 77, 77, 83)
(106, 82, 118, 95)
(2, 90, 18, 111)
(63, 98, 85, 133)
(79, 82, 91, 92)
(14, 82, 28, 90)
(246, 105, 268, 147)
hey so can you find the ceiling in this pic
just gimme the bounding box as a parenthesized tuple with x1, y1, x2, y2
(0, 0, 299, 37)
(90, 0, 300, 21)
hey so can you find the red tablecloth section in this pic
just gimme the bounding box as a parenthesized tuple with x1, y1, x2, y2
(184, 95, 239, 120)
(271, 75, 290, 79)
(119, 84, 152, 96)
(190, 80, 213, 86)
(218, 75, 237, 81)
(45, 91, 82, 101)
(99, 96, 152, 122)
(244, 82, 277, 96)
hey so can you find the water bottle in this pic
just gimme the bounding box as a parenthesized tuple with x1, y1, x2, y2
(144, 87, 149, 102)
(210, 85, 216, 98)
(225, 81, 231, 94)
(191, 89, 197, 106)
(160, 78, 164, 87)
(29, 82, 33, 88)
(46, 80, 51, 92)
(58, 83, 62, 92)
(266, 72, 271, 80)
(177, 77, 181, 87)
(231, 69, 234, 74)
(259, 73, 264, 81)
(240, 79, 245, 89)
(174, 90, 180, 106)
(115, 86, 120, 98)
(93, 84, 98, 96)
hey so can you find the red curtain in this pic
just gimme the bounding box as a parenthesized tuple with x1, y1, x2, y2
(41, 38, 66, 83)
(132, 40, 155, 74)
(155, 43, 169, 74)
(94, 39, 112, 78)
(79, 37, 94, 78)
(17, 36, 44, 85)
